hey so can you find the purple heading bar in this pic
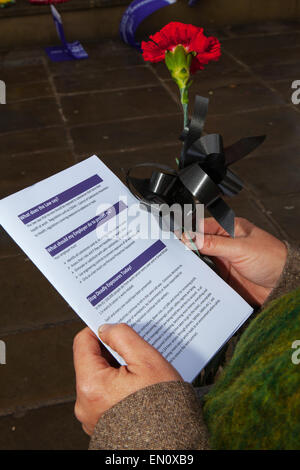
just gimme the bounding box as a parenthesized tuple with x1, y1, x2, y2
(87, 240, 166, 307)
(18, 174, 102, 224)
(46, 200, 127, 257)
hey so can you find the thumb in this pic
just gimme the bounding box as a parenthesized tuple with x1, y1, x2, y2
(195, 232, 243, 260)
(98, 323, 162, 366)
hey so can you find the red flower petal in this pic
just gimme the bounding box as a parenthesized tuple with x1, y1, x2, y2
(141, 22, 221, 73)
(141, 41, 164, 62)
(189, 36, 221, 74)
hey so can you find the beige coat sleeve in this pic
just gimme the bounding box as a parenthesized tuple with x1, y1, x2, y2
(89, 381, 210, 450)
(263, 242, 300, 306)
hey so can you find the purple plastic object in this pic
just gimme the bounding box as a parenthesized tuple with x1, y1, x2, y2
(45, 6, 88, 62)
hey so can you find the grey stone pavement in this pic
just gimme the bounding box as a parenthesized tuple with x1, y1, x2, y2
(0, 21, 300, 449)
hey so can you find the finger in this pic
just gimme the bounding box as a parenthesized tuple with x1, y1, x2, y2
(194, 232, 244, 260)
(98, 323, 162, 366)
(82, 423, 93, 436)
(203, 217, 229, 236)
(73, 328, 110, 382)
(99, 341, 120, 368)
(203, 217, 253, 238)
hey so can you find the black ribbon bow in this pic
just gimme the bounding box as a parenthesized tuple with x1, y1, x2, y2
(125, 95, 265, 238)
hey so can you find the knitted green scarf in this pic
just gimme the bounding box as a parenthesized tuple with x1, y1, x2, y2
(203, 287, 300, 449)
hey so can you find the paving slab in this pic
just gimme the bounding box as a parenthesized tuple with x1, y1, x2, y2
(233, 144, 300, 197)
(221, 32, 300, 59)
(0, 98, 63, 134)
(253, 61, 300, 82)
(71, 114, 182, 157)
(269, 80, 295, 103)
(0, 148, 74, 199)
(76, 143, 183, 182)
(0, 126, 68, 159)
(0, 402, 89, 450)
(261, 194, 300, 242)
(0, 321, 84, 414)
(60, 85, 179, 126)
(0, 256, 79, 333)
(54, 65, 159, 95)
(223, 191, 283, 240)
(205, 106, 300, 153)
(48, 41, 144, 75)
(0, 58, 48, 84)
(0, 229, 22, 259)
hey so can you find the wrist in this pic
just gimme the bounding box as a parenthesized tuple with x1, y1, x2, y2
(272, 240, 288, 288)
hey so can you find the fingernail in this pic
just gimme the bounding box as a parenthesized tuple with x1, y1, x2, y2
(183, 231, 196, 242)
(98, 324, 113, 336)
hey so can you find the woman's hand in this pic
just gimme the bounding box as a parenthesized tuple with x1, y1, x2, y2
(182, 217, 287, 306)
(73, 324, 182, 436)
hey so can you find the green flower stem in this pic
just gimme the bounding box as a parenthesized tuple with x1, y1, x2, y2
(180, 88, 189, 128)
(164, 45, 193, 130)
(182, 103, 188, 128)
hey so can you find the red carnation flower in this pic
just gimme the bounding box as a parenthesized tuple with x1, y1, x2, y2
(141, 22, 221, 74)
(141, 22, 221, 127)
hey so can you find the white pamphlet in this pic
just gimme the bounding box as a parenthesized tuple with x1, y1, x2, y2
(0, 155, 253, 381)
